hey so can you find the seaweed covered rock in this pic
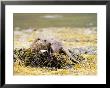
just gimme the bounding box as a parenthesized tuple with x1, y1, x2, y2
(14, 38, 85, 69)
(14, 48, 73, 68)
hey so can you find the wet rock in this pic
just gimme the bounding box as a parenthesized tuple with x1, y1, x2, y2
(13, 48, 73, 69)
(69, 46, 97, 55)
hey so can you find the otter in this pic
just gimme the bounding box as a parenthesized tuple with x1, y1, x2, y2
(30, 38, 53, 54)
(30, 38, 80, 63)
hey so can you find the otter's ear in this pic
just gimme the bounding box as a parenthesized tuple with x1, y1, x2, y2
(34, 38, 40, 42)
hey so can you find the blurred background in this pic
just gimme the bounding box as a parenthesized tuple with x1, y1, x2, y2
(13, 13, 97, 30)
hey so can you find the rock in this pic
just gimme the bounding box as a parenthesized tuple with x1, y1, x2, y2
(69, 46, 96, 55)
(13, 48, 73, 69)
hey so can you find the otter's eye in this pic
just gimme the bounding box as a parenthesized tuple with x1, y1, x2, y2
(44, 40, 46, 42)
